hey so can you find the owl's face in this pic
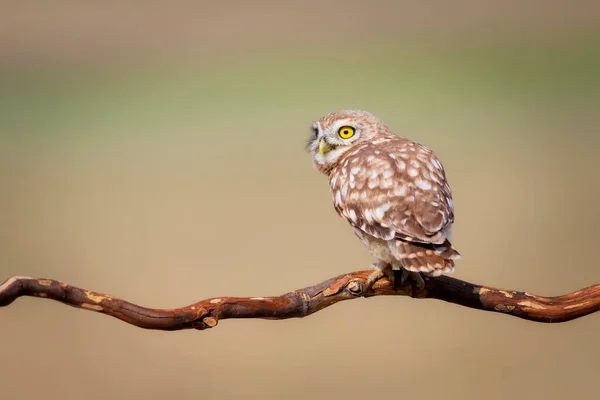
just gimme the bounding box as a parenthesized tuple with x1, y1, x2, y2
(307, 110, 391, 173)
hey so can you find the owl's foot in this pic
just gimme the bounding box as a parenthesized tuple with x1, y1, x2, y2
(366, 262, 393, 289)
(400, 269, 425, 291)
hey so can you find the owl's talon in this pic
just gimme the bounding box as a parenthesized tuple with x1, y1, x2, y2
(400, 269, 425, 291)
(384, 268, 395, 287)
(366, 265, 384, 289)
(366, 262, 393, 290)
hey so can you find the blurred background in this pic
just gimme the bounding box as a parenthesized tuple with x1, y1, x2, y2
(1, 1, 599, 399)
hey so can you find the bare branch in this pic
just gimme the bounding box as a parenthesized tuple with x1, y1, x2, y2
(1, 271, 598, 330)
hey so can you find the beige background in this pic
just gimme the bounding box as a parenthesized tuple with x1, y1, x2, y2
(1, 1, 599, 399)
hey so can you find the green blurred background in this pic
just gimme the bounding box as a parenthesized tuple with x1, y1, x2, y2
(1, 1, 599, 399)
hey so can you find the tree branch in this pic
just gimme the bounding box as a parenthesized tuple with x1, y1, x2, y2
(1, 271, 598, 330)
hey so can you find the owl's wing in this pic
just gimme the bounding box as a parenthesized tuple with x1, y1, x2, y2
(330, 139, 454, 244)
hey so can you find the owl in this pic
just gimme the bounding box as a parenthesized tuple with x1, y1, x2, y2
(307, 110, 460, 289)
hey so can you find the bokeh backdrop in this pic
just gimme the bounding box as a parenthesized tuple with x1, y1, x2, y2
(1, 1, 599, 399)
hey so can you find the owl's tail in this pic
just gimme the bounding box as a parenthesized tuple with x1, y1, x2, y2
(389, 240, 460, 277)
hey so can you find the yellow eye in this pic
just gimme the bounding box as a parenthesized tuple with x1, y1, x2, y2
(338, 126, 355, 139)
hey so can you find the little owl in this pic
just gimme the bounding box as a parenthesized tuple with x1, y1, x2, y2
(307, 110, 460, 289)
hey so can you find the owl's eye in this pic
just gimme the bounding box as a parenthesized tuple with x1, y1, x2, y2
(312, 127, 319, 138)
(338, 126, 356, 139)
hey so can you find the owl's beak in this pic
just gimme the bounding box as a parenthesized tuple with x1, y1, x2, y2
(318, 139, 333, 155)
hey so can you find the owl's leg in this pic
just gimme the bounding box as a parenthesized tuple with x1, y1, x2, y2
(366, 261, 393, 288)
(399, 269, 425, 291)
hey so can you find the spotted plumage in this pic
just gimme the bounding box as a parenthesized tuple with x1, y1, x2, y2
(307, 110, 460, 287)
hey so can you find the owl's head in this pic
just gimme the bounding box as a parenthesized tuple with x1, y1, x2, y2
(307, 110, 392, 173)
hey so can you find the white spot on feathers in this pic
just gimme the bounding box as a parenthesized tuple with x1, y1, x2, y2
(374, 203, 391, 219)
(415, 178, 432, 191)
(380, 178, 393, 188)
(370, 169, 382, 179)
(364, 209, 374, 223)
(348, 209, 357, 222)
(394, 186, 407, 196)
(341, 185, 348, 197)
(417, 154, 430, 163)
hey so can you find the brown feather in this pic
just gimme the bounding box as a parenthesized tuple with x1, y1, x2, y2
(390, 240, 460, 276)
